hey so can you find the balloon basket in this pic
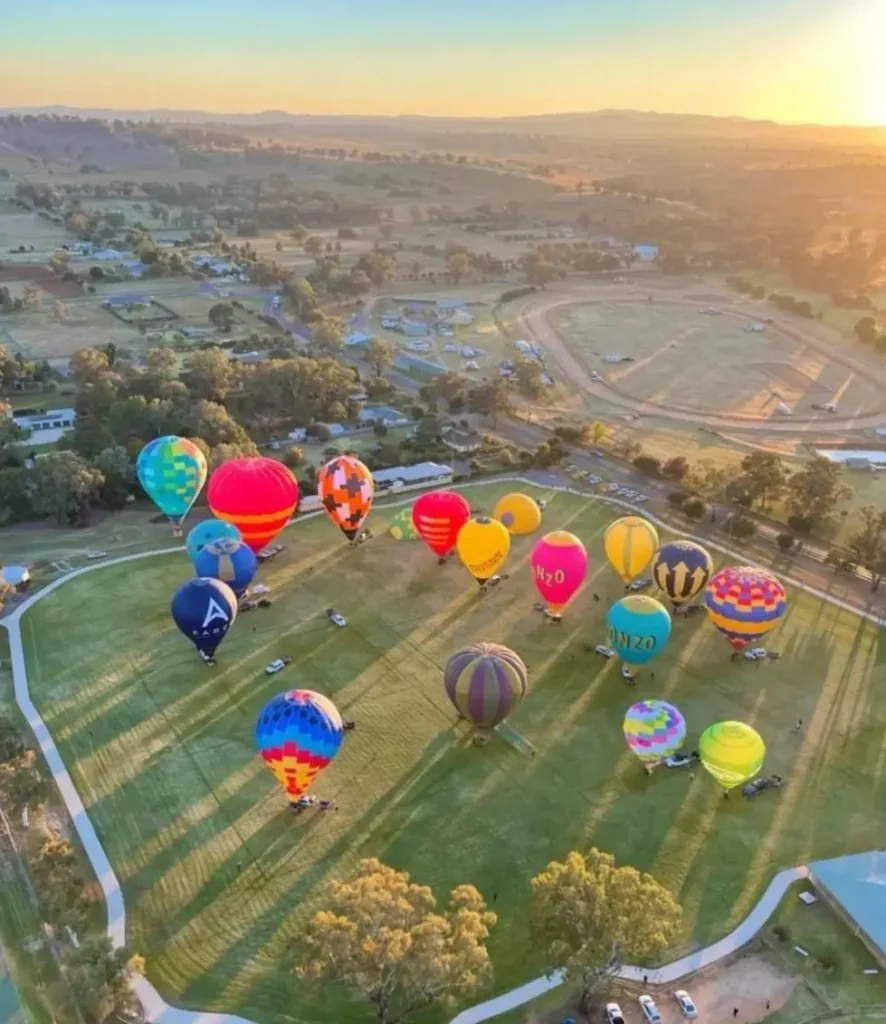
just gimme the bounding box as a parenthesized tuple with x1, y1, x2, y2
(472, 730, 492, 747)
(172, 527, 183, 538)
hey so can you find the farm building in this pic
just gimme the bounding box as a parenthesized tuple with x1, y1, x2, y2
(809, 851, 886, 966)
(12, 408, 76, 432)
(442, 429, 481, 454)
(373, 462, 453, 491)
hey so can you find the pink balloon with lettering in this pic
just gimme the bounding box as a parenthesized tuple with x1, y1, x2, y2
(530, 530, 588, 614)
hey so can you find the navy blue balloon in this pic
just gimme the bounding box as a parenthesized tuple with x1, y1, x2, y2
(194, 536, 256, 597)
(171, 577, 238, 657)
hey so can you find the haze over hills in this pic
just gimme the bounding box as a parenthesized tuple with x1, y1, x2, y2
(4, 105, 886, 146)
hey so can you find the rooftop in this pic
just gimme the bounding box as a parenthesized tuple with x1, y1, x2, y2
(372, 462, 452, 484)
(810, 851, 886, 958)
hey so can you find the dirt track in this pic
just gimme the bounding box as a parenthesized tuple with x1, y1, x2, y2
(526, 292, 886, 435)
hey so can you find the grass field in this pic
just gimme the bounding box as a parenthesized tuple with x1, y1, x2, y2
(20, 482, 886, 1024)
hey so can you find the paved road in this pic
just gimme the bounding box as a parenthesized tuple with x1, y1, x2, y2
(4, 482, 879, 1024)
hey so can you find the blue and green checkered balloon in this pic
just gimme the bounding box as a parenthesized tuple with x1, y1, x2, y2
(137, 435, 207, 531)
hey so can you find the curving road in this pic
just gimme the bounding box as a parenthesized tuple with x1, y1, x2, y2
(526, 293, 886, 433)
(3, 481, 880, 1024)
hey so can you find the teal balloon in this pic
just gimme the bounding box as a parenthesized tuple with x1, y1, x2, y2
(187, 519, 242, 568)
(606, 595, 672, 666)
(137, 436, 207, 526)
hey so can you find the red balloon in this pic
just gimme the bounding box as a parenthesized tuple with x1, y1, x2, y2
(207, 458, 298, 553)
(411, 490, 470, 558)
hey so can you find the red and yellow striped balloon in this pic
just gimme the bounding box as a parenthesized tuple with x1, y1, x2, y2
(207, 458, 298, 553)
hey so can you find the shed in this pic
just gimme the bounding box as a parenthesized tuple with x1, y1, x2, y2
(809, 852, 886, 965)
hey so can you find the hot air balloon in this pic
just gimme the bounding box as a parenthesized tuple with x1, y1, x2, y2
(389, 507, 420, 541)
(137, 436, 207, 535)
(255, 689, 343, 804)
(194, 536, 257, 597)
(456, 517, 510, 586)
(607, 595, 672, 666)
(652, 541, 713, 605)
(699, 721, 765, 791)
(170, 577, 237, 658)
(531, 531, 588, 616)
(443, 642, 528, 730)
(604, 516, 659, 583)
(492, 492, 542, 535)
(704, 565, 786, 651)
(317, 455, 374, 542)
(412, 490, 470, 559)
(186, 519, 242, 568)
(207, 458, 298, 554)
(623, 700, 687, 766)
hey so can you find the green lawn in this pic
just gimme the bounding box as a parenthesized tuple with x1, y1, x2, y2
(20, 482, 886, 1024)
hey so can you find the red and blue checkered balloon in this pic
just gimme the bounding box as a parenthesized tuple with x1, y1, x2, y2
(623, 700, 686, 764)
(255, 690, 343, 802)
(704, 565, 786, 651)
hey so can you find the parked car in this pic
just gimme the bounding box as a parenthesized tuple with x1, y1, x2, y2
(628, 578, 653, 592)
(265, 656, 293, 675)
(594, 645, 615, 658)
(665, 752, 699, 768)
(744, 647, 767, 661)
(607, 483, 620, 493)
(639, 995, 662, 1024)
(674, 990, 697, 1018)
(587, 474, 602, 485)
(742, 775, 784, 798)
(327, 608, 347, 627)
(606, 1004, 625, 1024)
(252, 584, 270, 596)
(86, 551, 108, 560)
(635, 495, 650, 503)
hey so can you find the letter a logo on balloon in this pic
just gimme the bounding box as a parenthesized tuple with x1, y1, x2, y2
(202, 597, 230, 629)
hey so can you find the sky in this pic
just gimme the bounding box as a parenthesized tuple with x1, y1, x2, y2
(2, 0, 885, 125)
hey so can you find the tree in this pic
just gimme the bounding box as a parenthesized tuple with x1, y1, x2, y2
(284, 446, 304, 470)
(373, 421, 388, 437)
(514, 357, 545, 399)
(0, 748, 51, 812)
(776, 532, 795, 551)
(522, 257, 557, 288)
(49, 249, 69, 276)
(730, 451, 787, 511)
(633, 455, 661, 477)
(356, 251, 396, 287)
(367, 337, 395, 378)
(65, 936, 143, 1024)
(416, 415, 441, 445)
(0, 716, 24, 764)
(304, 235, 324, 257)
(282, 278, 318, 321)
(468, 379, 512, 426)
(786, 456, 852, 533)
(681, 496, 707, 521)
(855, 316, 878, 344)
(662, 455, 689, 481)
(208, 302, 235, 331)
(531, 848, 682, 1013)
(182, 348, 235, 401)
(446, 252, 471, 284)
(297, 858, 496, 1024)
(666, 490, 688, 509)
(727, 514, 758, 541)
(29, 452, 104, 525)
(22, 283, 42, 310)
(848, 505, 886, 590)
(589, 421, 607, 446)
(311, 317, 345, 357)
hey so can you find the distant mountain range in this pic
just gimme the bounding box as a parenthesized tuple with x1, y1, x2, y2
(2, 106, 886, 146)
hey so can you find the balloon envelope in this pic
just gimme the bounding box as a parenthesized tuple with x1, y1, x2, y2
(704, 565, 787, 650)
(186, 519, 242, 568)
(699, 720, 765, 790)
(170, 577, 237, 656)
(493, 493, 542, 535)
(607, 595, 672, 666)
(317, 455, 374, 540)
(411, 490, 470, 557)
(137, 436, 207, 527)
(530, 531, 588, 613)
(255, 689, 343, 801)
(623, 700, 687, 764)
(604, 516, 659, 583)
(456, 517, 510, 584)
(652, 541, 713, 605)
(194, 537, 257, 597)
(389, 507, 420, 540)
(443, 642, 528, 729)
(207, 458, 298, 553)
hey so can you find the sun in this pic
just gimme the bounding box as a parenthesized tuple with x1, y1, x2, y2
(853, 0, 886, 124)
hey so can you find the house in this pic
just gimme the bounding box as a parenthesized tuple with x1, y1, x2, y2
(210, 261, 239, 276)
(180, 327, 211, 340)
(442, 430, 481, 455)
(809, 852, 886, 965)
(437, 298, 467, 310)
(71, 241, 94, 256)
(13, 408, 76, 432)
(633, 244, 659, 261)
(358, 406, 409, 427)
(228, 351, 267, 364)
(373, 462, 453, 492)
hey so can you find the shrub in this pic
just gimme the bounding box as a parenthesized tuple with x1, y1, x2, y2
(283, 447, 304, 469)
(554, 426, 580, 444)
(776, 532, 795, 551)
(499, 285, 537, 303)
(633, 455, 662, 477)
(667, 490, 689, 509)
(772, 924, 791, 943)
(682, 497, 707, 521)
(662, 455, 690, 480)
(728, 515, 758, 540)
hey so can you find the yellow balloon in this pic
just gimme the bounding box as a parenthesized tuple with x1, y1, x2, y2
(604, 516, 659, 583)
(456, 517, 511, 584)
(492, 493, 542, 535)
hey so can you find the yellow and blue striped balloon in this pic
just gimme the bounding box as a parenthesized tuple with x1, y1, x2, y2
(704, 565, 786, 650)
(604, 516, 659, 583)
(137, 435, 207, 531)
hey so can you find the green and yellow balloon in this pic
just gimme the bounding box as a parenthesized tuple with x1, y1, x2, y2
(137, 435, 207, 536)
(699, 721, 765, 791)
